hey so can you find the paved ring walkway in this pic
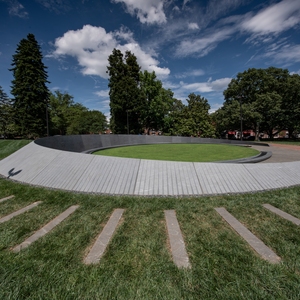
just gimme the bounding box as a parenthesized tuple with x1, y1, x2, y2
(0, 142, 300, 196)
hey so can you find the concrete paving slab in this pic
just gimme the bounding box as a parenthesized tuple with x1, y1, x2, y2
(12, 205, 79, 252)
(0, 141, 300, 196)
(215, 207, 281, 264)
(0, 195, 14, 203)
(164, 210, 191, 268)
(263, 204, 300, 225)
(84, 208, 124, 264)
(0, 201, 42, 223)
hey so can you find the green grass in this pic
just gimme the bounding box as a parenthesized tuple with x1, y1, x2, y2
(93, 144, 260, 162)
(269, 140, 300, 146)
(0, 140, 31, 160)
(1, 178, 300, 299)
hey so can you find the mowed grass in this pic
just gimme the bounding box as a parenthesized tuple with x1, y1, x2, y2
(94, 144, 260, 162)
(269, 140, 300, 146)
(0, 140, 31, 160)
(1, 178, 300, 299)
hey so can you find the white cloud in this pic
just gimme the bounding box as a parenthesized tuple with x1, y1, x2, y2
(242, 0, 300, 36)
(188, 22, 199, 30)
(95, 90, 109, 97)
(111, 0, 167, 24)
(290, 69, 300, 75)
(175, 69, 205, 78)
(2, 0, 28, 18)
(264, 44, 300, 64)
(175, 27, 235, 57)
(51, 25, 170, 79)
(179, 77, 232, 93)
(34, 0, 72, 13)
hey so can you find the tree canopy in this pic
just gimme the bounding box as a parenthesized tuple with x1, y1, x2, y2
(10, 33, 50, 137)
(49, 91, 107, 135)
(214, 67, 300, 139)
(107, 49, 145, 134)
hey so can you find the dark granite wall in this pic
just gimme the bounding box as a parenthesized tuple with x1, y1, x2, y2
(34, 135, 268, 153)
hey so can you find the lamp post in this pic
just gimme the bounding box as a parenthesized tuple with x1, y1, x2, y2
(126, 109, 129, 135)
(45, 100, 49, 137)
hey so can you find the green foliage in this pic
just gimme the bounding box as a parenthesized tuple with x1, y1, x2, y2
(10, 33, 50, 138)
(107, 49, 145, 134)
(217, 67, 300, 139)
(139, 70, 174, 134)
(0, 86, 14, 138)
(49, 91, 107, 135)
(168, 94, 215, 137)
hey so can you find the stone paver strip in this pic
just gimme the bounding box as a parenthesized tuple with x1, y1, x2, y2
(215, 207, 281, 264)
(12, 205, 79, 252)
(84, 208, 124, 265)
(263, 204, 300, 225)
(0, 201, 42, 224)
(164, 210, 191, 268)
(84, 208, 124, 264)
(0, 195, 14, 203)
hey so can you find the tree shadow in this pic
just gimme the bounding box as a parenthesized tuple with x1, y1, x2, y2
(8, 168, 22, 178)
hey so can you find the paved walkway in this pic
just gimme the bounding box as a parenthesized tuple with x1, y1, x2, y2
(0, 142, 300, 196)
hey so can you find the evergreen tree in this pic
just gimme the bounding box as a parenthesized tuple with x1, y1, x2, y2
(10, 33, 50, 137)
(107, 49, 145, 134)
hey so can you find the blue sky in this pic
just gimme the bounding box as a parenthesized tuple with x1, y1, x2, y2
(1, 0, 300, 119)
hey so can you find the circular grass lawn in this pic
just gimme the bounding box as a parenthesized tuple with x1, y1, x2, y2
(93, 144, 260, 162)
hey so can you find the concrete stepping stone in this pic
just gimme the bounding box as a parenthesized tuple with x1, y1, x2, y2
(215, 207, 281, 264)
(0, 195, 14, 203)
(263, 204, 300, 225)
(12, 205, 79, 252)
(84, 208, 124, 265)
(164, 210, 191, 268)
(0, 201, 42, 224)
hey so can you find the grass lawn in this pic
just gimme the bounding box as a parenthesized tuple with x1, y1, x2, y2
(1, 178, 300, 299)
(0, 140, 31, 160)
(93, 144, 260, 162)
(269, 140, 300, 146)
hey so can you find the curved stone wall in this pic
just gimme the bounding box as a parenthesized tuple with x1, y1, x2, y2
(34, 134, 268, 153)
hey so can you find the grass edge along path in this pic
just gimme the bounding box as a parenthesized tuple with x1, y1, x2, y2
(93, 143, 260, 162)
(1, 179, 300, 298)
(0, 140, 31, 160)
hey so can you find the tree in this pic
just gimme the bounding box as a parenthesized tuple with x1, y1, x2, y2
(222, 67, 293, 139)
(10, 33, 50, 137)
(49, 91, 75, 135)
(181, 93, 215, 137)
(107, 49, 145, 134)
(0, 86, 14, 138)
(139, 70, 174, 134)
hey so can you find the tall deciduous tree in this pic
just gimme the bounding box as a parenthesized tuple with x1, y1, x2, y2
(139, 70, 174, 134)
(10, 33, 50, 137)
(107, 49, 144, 134)
(222, 67, 293, 139)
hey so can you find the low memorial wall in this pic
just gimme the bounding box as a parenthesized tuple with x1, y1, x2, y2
(34, 134, 268, 154)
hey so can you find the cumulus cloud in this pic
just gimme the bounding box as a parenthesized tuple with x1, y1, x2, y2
(50, 25, 170, 78)
(111, 0, 167, 24)
(242, 0, 300, 37)
(1, 0, 28, 18)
